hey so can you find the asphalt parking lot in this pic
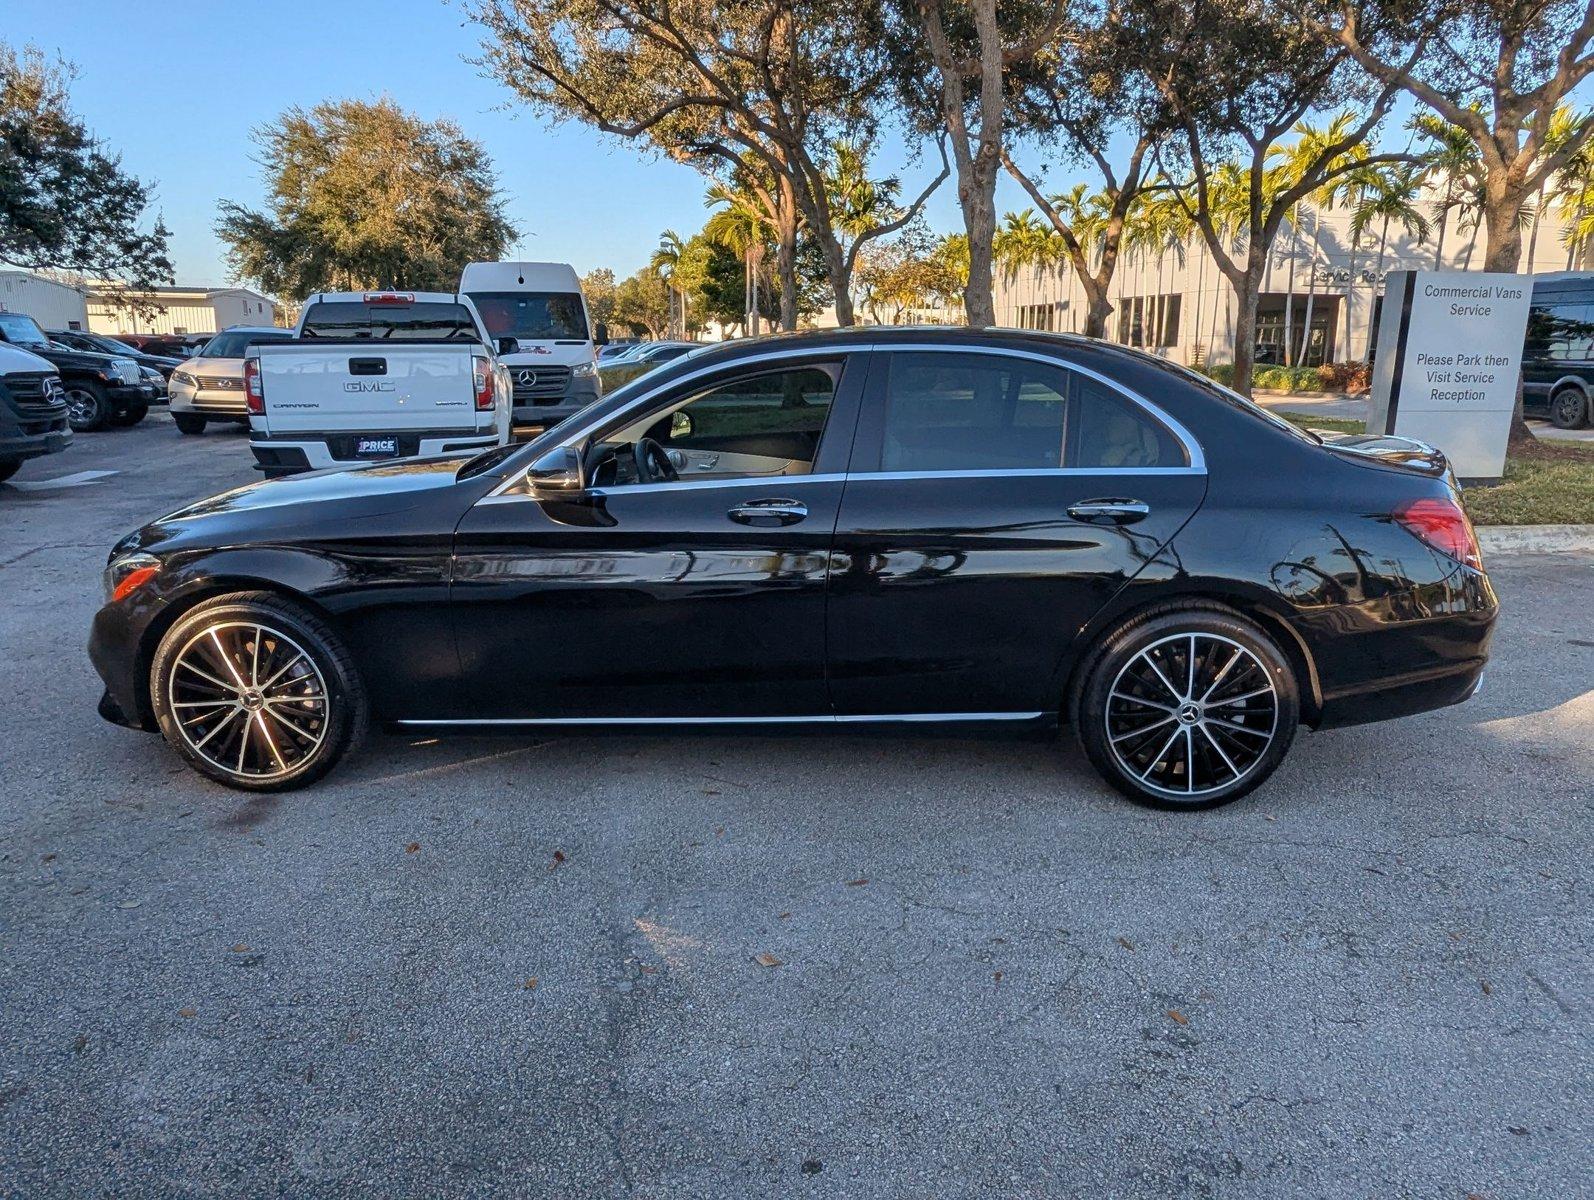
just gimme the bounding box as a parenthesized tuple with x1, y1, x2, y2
(1, 414, 1590, 1199)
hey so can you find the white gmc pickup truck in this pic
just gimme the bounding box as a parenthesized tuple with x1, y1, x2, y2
(246, 291, 512, 475)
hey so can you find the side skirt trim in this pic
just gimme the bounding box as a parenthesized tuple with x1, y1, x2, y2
(395, 712, 1046, 728)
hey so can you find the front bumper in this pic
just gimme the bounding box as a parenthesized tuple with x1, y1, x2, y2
(169, 388, 248, 418)
(510, 378, 599, 434)
(108, 383, 157, 406)
(89, 595, 159, 732)
(0, 417, 71, 463)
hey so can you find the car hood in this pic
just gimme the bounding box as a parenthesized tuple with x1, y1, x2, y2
(500, 344, 595, 369)
(114, 455, 477, 557)
(28, 344, 128, 371)
(186, 357, 245, 379)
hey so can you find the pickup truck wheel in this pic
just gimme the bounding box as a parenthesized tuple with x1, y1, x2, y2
(65, 382, 112, 432)
(0, 461, 19, 484)
(150, 593, 368, 792)
(1550, 385, 1590, 429)
(173, 414, 207, 435)
(110, 402, 149, 427)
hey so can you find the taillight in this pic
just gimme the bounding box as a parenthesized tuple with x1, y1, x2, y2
(244, 357, 263, 414)
(472, 355, 495, 411)
(1394, 496, 1482, 570)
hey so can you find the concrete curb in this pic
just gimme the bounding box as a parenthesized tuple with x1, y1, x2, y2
(1477, 525, 1594, 553)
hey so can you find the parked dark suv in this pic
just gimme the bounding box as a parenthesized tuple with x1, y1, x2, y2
(50, 330, 183, 383)
(1523, 275, 1594, 429)
(0, 342, 71, 484)
(0, 313, 158, 431)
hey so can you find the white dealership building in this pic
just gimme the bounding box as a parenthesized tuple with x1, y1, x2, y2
(991, 193, 1594, 367)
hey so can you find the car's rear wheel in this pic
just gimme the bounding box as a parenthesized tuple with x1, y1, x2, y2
(65, 382, 112, 432)
(173, 414, 207, 435)
(149, 593, 368, 792)
(1073, 607, 1300, 810)
(1550, 385, 1590, 430)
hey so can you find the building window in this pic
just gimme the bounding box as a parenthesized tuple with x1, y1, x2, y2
(1116, 295, 1181, 348)
(1014, 302, 1064, 332)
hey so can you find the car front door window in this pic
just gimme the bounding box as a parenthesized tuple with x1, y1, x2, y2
(602, 364, 839, 485)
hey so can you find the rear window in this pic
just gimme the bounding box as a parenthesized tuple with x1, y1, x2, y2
(300, 301, 481, 341)
(198, 330, 293, 358)
(466, 291, 587, 340)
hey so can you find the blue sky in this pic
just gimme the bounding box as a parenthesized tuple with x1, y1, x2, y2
(6, 0, 969, 289)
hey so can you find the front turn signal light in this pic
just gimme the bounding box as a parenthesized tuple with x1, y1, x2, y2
(105, 553, 161, 603)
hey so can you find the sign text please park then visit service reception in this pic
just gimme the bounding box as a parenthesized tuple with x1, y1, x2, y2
(1367, 271, 1534, 481)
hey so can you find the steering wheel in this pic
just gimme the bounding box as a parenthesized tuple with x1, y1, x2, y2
(634, 437, 679, 484)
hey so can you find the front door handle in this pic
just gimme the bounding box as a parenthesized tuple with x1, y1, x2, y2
(727, 498, 808, 527)
(1067, 497, 1150, 524)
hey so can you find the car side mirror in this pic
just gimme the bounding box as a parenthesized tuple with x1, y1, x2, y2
(496, 336, 520, 356)
(670, 410, 693, 439)
(524, 445, 584, 496)
(594, 322, 609, 346)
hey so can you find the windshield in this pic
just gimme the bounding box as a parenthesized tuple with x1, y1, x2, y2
(466, 291, 588, 341)
(300, 300, 481, 341)
(0, 313, 51, 350)
(199, 330, 293, 358)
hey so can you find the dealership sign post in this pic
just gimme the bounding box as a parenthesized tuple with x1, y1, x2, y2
(1366, 271, 1534, 482)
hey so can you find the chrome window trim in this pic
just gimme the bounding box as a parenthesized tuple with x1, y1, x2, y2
(481, 339, 1206, 501)
(396, 712, 1045, 727)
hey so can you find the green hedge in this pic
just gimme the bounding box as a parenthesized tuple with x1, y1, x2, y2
(1199, 361, 1369, 394)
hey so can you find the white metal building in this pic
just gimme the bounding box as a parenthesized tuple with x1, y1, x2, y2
(0, 271, 91, 329)
(992, 192, 1594, 367)
(87, 285, 279, 336)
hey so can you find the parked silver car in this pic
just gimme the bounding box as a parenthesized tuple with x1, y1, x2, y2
(168, 326, 293, 434)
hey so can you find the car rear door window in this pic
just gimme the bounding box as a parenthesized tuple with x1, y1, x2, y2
(877, 352, 1068, 471)
(869, 351, 1185, 472)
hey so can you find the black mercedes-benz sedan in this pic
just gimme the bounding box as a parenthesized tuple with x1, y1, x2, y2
(88, 328, 1497, 808)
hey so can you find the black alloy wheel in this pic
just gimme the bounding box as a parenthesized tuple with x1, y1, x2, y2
(1074, 607, 1300, 809)
(1550, 385, 1590, 430)
(149, 593, 367, 791)
(65, 382, 112, 432)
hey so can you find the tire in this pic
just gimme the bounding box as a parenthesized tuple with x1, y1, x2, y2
(149, 592, 368, 792)
(1072, 605, 1300, 811)
(109, 401, 149, 427)
(1549, 385, 1590, 430)
(0, 460, 19, 484)
(65, 381, 112, 432)
(173, 413, 207, 435)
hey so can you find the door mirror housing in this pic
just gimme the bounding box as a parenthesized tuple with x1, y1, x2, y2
(669, 410, 694, 439)
(524, 445, 585, 496)
(496, 335, 520, 356)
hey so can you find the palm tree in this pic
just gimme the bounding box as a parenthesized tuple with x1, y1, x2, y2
(993, 210, 1067, 325)
(649, 230, 686, 338)
(1413, 111, 1482, 270)
(705, 184, 773, 335)
(1525, 105, 1591, 268)
(1350, 164, 1430, 359)
(1549, 112, 1594, 269)
(1277, 114, 1368, 366)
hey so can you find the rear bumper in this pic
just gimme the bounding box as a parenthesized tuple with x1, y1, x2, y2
(1315, 657, 1488, 728)
(250, 430, 500, 474)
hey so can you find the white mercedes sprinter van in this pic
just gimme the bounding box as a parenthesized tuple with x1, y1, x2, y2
(458, 262, 605, 435)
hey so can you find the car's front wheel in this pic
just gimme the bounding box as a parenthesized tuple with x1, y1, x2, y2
(173, 414, 207, 435)
(149, 593, 368, 791)
(1550, 385, 1590, 430)
(110, 402, 149, 427)
(1073, 607, 1300, 810)
(65, 382, 112, 432)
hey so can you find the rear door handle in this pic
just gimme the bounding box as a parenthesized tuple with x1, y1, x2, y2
(727, 498, 808, 527)
(1067, 497, 1150, 524)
